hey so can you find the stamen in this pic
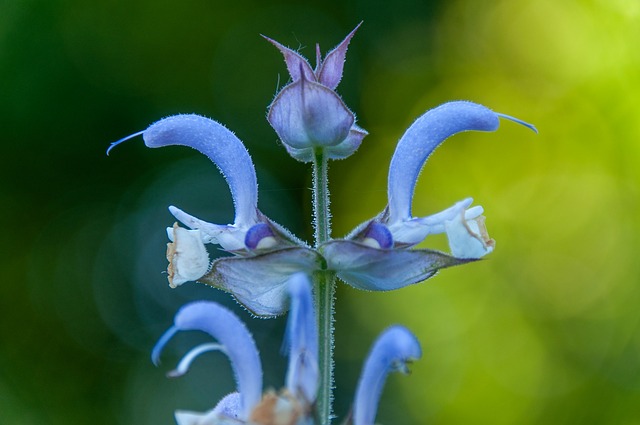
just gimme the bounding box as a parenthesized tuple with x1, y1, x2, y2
(106, 130, 145, 156)
(362, 222, 393, 249)
(496, 113, 538, 133)
(168, 343, 226, 378)
(245, 223, 276, 250)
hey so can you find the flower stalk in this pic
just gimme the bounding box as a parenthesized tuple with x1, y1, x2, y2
(312, 148, 336, 424)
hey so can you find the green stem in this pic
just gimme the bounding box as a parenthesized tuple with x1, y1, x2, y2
(312, 149, 336, 425)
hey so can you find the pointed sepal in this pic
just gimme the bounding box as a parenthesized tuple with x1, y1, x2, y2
(316, 22, 362, 89)
(262, 35, 316, 82)
(320, 240, 473, 291)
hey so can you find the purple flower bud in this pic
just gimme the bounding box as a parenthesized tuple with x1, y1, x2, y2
(266, 25, 367, 162)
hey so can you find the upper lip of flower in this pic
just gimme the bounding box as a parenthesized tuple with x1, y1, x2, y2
(386, 101, 536, 232)
(151, 273, 318, 423)
(108, 114, 263, 253)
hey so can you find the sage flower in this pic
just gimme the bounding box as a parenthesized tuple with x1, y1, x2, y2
(266, 23, 367, 162)
(353, 325, 422, 425)
(108, 115, 323, 316)
(322, 101, 537, 290)
(152, 273, 317, 425)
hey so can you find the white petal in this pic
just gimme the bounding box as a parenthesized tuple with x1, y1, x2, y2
(167, 224, 210, 288)
(444, 213, 495, 259)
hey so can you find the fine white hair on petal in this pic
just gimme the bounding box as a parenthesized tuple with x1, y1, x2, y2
(353, 326, 422, 425)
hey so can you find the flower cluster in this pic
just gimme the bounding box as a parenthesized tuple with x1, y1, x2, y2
(153, 273, 421, 425)
(108, 27, 534, 316)
(110, 24, 535, 425)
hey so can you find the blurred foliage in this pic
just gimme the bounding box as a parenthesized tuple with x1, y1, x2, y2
(1, 0, 639, 424)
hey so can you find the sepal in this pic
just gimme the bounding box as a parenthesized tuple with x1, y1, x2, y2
(320, 239, 473, 291)
(199, 248, 324, 317)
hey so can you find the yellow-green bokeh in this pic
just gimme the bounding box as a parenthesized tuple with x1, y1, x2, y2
(332, 0, 640, 423)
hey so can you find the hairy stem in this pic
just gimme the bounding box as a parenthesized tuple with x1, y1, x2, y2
(312, 149, 336, 425)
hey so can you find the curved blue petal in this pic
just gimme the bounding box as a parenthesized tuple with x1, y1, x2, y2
(154, 301, 263, 421)
(353, 326, 422, 425)
(143, 114, 259, 227)
(387, 101, 535, 225)
(285, 273, 318, 402)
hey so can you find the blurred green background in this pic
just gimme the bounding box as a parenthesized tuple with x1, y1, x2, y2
(2, 0, 639, 423)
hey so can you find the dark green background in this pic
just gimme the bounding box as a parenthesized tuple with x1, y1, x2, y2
(2, 0, 639, 423)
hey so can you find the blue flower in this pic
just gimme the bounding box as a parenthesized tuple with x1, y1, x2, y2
(108, 115, 323, 317)
(353, 325, 422, 425)
(265, 23, 367, 162)
(152, 273, 317, 424)
(152, 273, 422, 425)
(322, 101, 537, 290)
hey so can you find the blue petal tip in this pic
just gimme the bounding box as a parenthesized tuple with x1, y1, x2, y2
(106, 130, 145, 156)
